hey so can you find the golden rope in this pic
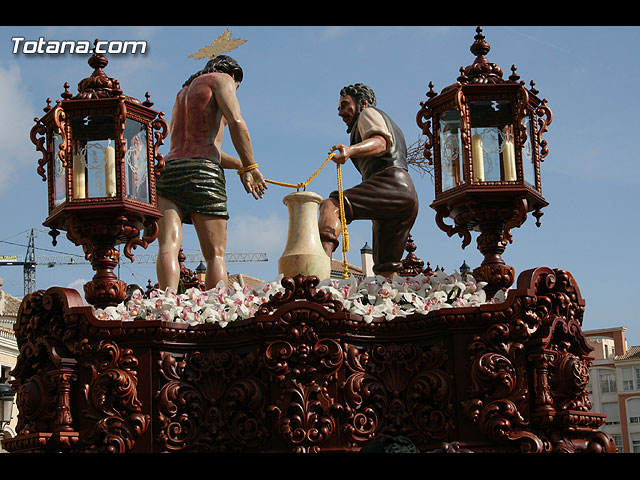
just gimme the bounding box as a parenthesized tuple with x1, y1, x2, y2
(244, 153, 350, 279)
(258, 153, 335, 191)
(237, 163, 259, 175)
(336, 163, 349, 279)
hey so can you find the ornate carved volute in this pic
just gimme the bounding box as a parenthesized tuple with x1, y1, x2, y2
(257, 274, 346, 315)
(257, 275, 457, 452)
(155, 349, 268, 452)
(462, 267, 616, 453)
(256, 275, 345, 452)
(4, 287, 148, 453)
(342, 341, 455, 448)
(78, 340, 149, 453)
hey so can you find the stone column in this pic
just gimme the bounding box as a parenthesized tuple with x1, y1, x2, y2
(278, 191, 331, 281)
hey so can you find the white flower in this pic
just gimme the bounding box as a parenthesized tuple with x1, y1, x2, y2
(491, 289, 508, 303)
(212, 306, 238, 328)
(318, 276, 362, 309)
(199, 306, 216, 323)
(351, 299, 387, 323)
(90, 270, 493, 325)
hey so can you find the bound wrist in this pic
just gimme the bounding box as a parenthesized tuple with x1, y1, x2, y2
(237, 163, 258, 175)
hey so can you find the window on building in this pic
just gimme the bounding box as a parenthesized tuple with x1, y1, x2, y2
(0, 365, 11, 384)
(631, 433, 640, 454)
(600, 372, 617, 393)
(621, 368, 640, 391)
(623, 367, 635, 391)
(612, 434, 623, 452)
(627, 398, 640, 425)
(602, 341, 616, 359)
(602, 402, 620, 425)
(604, 344, 615, 359)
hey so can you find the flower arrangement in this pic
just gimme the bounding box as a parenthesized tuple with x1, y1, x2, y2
(93, 270, 505, 327)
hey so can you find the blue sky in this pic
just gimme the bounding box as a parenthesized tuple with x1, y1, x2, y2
(1, 26, 639, 346)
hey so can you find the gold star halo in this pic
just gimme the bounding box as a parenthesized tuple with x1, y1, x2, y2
(188, 29, 247, 60)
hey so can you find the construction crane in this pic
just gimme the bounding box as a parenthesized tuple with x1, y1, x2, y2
(0, 229, 268, 297)
(0, 229, 38, 295)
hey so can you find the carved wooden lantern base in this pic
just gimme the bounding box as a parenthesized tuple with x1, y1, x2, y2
(57, 210, 159, 309)
(434, 195, 535, 298)
(84, 278, 128, 307)
(473, 264, 515, 297)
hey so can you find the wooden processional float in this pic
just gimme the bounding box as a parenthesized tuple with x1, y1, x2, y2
(2, 28, 619, 454)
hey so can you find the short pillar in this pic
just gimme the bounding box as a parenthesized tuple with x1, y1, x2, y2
(278, 191, 331, 281)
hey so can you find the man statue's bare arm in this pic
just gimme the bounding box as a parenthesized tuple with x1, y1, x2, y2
(219, 152, 242, 170)
(213, 117, 243, 170)
(212, 74, 267, 199)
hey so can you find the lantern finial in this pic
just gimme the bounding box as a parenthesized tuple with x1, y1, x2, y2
(75, 40, 123, 99)
(463, 26, 504, 84)
(87, 39, 109, 72)
(470, 26, 491, 59)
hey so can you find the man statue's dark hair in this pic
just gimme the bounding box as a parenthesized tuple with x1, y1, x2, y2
(340, 83, 377, 108)
(183, 54, 244, 87)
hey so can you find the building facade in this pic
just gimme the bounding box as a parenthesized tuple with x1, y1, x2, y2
(0, 278, 20, 449)
(585, 327, 640, 453)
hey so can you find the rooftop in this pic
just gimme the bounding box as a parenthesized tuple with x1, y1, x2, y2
(227, 273, 267, 289)
(616, 345, 640, 361)
(0, 278, 21, 318)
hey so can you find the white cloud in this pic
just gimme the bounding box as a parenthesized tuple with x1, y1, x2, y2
(0, 63, 38, 194)
(227, 213, 288, 255)
(66, 278, 88, 303)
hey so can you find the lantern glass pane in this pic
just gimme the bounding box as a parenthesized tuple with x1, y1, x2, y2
(439, 109, 463, 191)
(71, 115, 117, 199)
(1, 395, 13, 424)
(51, 131, 66, 207)
(522, 114, 536, 188)
(124, 120, 149, 203)
(469, 100, 516, 183)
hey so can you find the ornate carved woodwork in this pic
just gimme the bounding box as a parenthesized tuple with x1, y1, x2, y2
(2, 270, 616, 453)
(399, 234, 426, 277)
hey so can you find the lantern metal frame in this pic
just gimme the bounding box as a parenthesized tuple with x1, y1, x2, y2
(417, 27, 553, 296)
(30, 45, 168, 308)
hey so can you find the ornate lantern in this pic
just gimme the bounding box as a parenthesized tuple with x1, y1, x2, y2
(416, 27, 552, 297)
(30, 43, 168, 308)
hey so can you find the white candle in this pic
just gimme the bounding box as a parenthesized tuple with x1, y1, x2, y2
(105, 144, 116, 197)
(502, 140, 516, 181)
(73, 153, 86, 199)
(471, 133, 485, 182)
